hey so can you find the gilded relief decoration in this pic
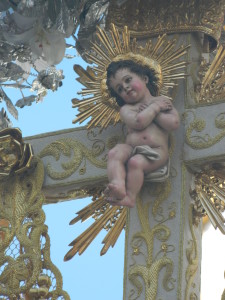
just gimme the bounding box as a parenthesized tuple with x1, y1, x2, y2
(184, 110, 225, 149)
(106, 0, 225, 50)
(190, 165, 225, 234)
(195, 46, 225, 104)
(185, 205, 199, 300)
(39, 128, 125, 180)
(0, 157, 70, 299)
(128, 181, 176, 300)
(39, 138, 106, 179)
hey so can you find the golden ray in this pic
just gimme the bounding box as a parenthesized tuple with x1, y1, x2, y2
(196, 45, 225, 103)
(101, 208, 127, 256)
(191, 166, 225, 233)
(201, 46, 225, 91)
(72, 23, 189, 129)
(64, 190, 126, 261)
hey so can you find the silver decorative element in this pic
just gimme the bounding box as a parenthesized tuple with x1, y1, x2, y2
(0, 0, 109, 123)
(0, 108, 12, 129)
(0, 0, 111, 124)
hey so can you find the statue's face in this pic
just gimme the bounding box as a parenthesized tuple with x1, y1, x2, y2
(109, 68, 149, 104)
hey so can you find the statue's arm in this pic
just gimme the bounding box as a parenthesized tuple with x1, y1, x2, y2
(154, 106, 180, 131)
(120, 103, 160, 130)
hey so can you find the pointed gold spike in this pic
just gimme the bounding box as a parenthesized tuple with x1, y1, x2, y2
(192, 169, 225, 234)
(211, 185, 225, 202)
(87, 106, 112, 128)
(202, 46, 225, 91)
(161, 46, 189, 66)
(72, 96, 101, 109)
(69, 198, 107, 225)
(122, 26, 130, 52)
(73, 102, 106, 124)
(156, 40, 175, 61)
(163, 61, 189, 72)
(101, 208, 126, 255)
(77, 89, 99, 95)
(91, 42, 112, 63)
(85, 53, 106, 68)
(151, 34, 166, 58)
(199, 191, 225, 234)
(73, 64, 95, 82)
(66, 206, 119, 257)
(96, 27, 116, 57)
(110, 23, 122, 54)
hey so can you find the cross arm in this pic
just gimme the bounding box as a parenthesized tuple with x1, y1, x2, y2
(24, 123, 125, 204)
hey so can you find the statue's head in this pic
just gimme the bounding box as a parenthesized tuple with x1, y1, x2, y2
(106, 60, 158, 106)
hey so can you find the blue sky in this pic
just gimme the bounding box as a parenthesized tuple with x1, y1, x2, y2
(5, 46, 125, 299)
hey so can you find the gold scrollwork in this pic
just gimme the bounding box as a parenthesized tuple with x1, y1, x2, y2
(184, 110, 225, 149)
(39, 137, 107, 180)
(189, 292, 198, 300)
(0, 157, 69, 299)
(185, 205, 199, 300)
(128, 181, 175, 300)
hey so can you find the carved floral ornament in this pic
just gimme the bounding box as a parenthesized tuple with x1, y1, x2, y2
(0, 127, 33, 179)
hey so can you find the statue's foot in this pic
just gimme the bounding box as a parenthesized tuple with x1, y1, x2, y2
(117, 195, 136, 208)
(107, 194, 136, 208)
(104, 182, 126, 200)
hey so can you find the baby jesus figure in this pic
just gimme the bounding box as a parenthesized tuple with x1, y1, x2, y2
(104, 60, 180, 207)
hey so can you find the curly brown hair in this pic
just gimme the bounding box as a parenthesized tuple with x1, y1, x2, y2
(106, 60, 158, 107)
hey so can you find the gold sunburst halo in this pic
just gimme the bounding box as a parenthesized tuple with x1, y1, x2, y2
(72, 23, 190, 129)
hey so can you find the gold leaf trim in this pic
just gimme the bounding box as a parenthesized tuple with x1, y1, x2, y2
(184, 110, 225, 149)
(128, 182, 175, 299)
(0, 157, 70, 299)
(185, 205, 199, 300)
(39, 138, 107, 179)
